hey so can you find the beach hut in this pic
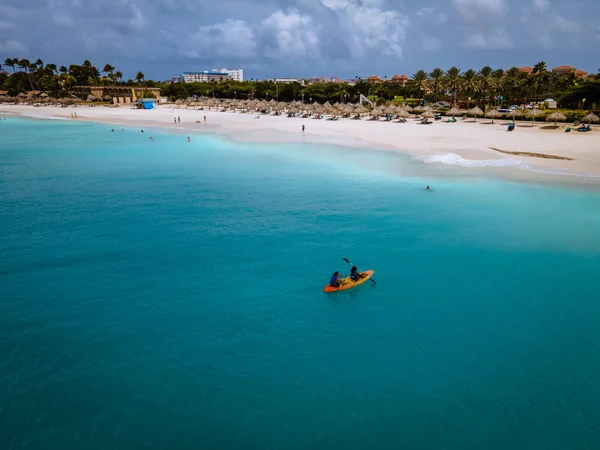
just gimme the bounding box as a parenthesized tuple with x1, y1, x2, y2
(546, 111, 566, 126)
(136, 98, 156, 109)
(525, 108, 543, 126)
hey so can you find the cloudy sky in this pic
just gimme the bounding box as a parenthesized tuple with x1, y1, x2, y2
(0, 0, 598, 80)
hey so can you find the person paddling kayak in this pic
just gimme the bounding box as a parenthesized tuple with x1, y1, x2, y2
(329, 272, 341, 287)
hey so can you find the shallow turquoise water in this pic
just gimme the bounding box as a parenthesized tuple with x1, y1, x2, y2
(1, 118, 600, 449)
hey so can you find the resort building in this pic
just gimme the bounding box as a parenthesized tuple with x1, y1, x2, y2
(212, 68, 244, 81)
(389, 74, 409, 86)
(518, 66, 534, 75)
(181, 72, 231, 83)
(270, 78, 301, 84)
(551, 65, 589, 78)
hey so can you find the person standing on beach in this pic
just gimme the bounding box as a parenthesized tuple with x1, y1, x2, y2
(302, 124, 305, 132)
(203, 115, 206, 123)
(174, 117, 176, 123)
(178, 116, 181, 123)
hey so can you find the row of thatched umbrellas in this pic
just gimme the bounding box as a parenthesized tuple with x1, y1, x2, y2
(2, 93, 598, 125)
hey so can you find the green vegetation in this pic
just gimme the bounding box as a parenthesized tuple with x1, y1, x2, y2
(1, 57, 598, 111)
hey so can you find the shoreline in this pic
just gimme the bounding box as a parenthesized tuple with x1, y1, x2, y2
(2, 104, 600, 186)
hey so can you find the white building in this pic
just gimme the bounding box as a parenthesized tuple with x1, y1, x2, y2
(180, 71, 231, 83)
(213, 68, 244, 82)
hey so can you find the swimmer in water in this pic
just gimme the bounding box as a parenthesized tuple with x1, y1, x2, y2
(187, 136, 191, 142)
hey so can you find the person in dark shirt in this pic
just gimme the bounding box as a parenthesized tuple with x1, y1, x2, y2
(330, 272, 341, 287)
(350, 266, 360, 281)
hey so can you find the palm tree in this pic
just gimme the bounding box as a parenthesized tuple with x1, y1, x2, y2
(411, 70, 428, 104)
(59, 65, 68, 74)
(18, 58, 31, 72)
(462, 69, 479, 109)
(115, 71, 123, 82)
(531, 61, 548, 103)
(444, 67, 462, 106)
(103, 64, 115, 74)
(34, 58, 44, 70)
(478, 66, 495, 106)
(4, 58, 17, 73)
(135, 72, 145, 84)
(429, 68, 444, 102)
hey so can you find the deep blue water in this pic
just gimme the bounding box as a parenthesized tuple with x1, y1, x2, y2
(1, 117, 600, 449)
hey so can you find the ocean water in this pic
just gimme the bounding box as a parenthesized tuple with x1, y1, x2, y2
(1, 117, 600, 450)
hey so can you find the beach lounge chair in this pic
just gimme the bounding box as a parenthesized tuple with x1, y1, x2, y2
(565, 127, 571, 132)
(434, 115, 442, 120)
(397, 118, 406, 123)
(507, 123, 515, 132)
(577, 125, 591, 132)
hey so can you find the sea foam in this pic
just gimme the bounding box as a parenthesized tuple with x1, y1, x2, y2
(419, 153, 600, 179)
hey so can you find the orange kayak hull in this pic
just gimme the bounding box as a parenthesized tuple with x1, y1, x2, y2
(323, 270, 375, 293)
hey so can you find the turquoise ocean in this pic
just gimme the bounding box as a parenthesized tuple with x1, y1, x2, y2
(1, 117, 600, 449)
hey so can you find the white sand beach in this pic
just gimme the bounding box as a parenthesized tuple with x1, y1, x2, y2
(2, 104, 599, 182)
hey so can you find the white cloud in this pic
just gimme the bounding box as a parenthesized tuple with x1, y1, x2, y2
(182, 19, 257, 59)
(422, 36, 442, 52)
(552, 13, 579, 34)
(532, 0, 550, 12)
(416, 6, 447, 23)
(0, 39, 28, 53)
(452, 0, 508, 22)
(320, 0, 409, 58)
(261, 9, 321, 59)
(463, 28, 513, 49)
(417, 7, 434, 17)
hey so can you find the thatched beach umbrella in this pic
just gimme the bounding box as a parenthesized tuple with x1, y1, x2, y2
(508, 108, 523, 123)
(384, 104, 396, 115)
(403, 105, 414, 112)
(581, 112, 600, 124)
(412, 105, 425, 114)
(468, 106, 484, 121)
(546, 111, 567, 126)
(396, 108, 410, 119)
(485, 109, 502, 124)
(525, 108, 543, 126)
(446, 107, 462, 117)
(422, 111, 435, 119)
(87, 94, 97, 102)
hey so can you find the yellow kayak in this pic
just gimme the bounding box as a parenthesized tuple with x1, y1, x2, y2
(323, 270, 375, 293)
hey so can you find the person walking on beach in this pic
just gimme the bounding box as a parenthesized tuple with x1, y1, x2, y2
(174, 117, 176, 124)
(203, 115, 206, 123)
(302, 124, 305, 132)
(178, 116, 181, 123)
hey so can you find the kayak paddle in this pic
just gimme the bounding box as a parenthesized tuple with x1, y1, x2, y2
(343, 258, 376, 284)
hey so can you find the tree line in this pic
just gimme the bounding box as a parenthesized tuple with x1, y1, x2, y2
(1, 57, 598, 109)
(1, 58, 145, 96)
